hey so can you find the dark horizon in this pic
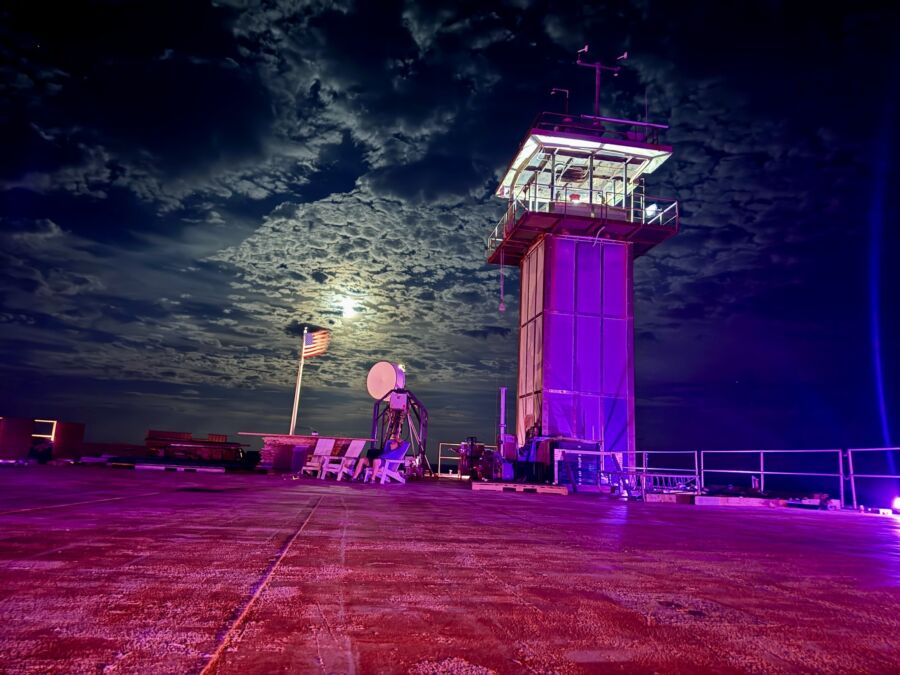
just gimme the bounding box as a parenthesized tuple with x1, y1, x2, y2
(2, 1, 899, 454)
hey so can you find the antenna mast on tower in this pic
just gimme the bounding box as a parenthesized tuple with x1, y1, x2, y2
(576, 45, 628, 117)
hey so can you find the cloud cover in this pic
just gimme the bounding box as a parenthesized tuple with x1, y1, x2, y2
(1, 0, 899, 451)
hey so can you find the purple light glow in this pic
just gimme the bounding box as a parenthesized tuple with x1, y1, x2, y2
(869, 92, 896, 450)
(892, 496, 900, 512)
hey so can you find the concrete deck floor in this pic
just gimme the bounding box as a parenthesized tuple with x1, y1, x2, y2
(0, 467, 899, 674)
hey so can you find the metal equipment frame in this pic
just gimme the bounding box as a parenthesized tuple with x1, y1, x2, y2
(371, 388, 429, 472)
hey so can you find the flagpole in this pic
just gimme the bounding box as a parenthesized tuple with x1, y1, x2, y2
(289, 326, 307, 435)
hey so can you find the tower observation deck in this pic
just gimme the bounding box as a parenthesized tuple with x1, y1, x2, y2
(487, 109, 679, 456)
(486, 112, 678, 265)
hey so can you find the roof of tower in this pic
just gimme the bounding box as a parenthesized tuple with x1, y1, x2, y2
(496, 112, 673, 199)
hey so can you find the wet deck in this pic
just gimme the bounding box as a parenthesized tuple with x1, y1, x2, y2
(1, 466, 899, 673)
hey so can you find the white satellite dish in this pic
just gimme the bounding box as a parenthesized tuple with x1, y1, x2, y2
(366, 361, 406, 399)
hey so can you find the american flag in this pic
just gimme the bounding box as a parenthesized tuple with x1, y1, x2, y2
(302, 328, 331, 359)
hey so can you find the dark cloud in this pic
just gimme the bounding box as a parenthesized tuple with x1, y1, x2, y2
(1, 2, 271, 180)
(283, 320, 328, 338)
(458, 326, 511, 339)
(367, 154, 486, 203)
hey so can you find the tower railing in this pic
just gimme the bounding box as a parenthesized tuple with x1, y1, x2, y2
(485, 186, 678, 259)
(531, 111, 668, 146)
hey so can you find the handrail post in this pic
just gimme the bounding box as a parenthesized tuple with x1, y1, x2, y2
(554, 449, 561, 485)
(589, 154, 594, 211)
(550, 150, 556, 203)
(699, 450, 704, 490)
(760, 451, 765, 493)
(838, 449, 845, 509)
(848, 448, 857, 509)
(694, 450, 699, 492)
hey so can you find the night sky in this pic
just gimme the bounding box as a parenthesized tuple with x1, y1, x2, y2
(1, 1, 898, 455)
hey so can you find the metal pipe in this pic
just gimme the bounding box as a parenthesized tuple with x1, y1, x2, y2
(846, 446, 900, 452)
(848, 448, 857, 509)
(498, 387, 507, 441)
(575, 58, 619, 118)
(641, 183, 646, 224)
(578, 114, 669, 130)
(589, 153, 594, 212)
(760, 451, 765, 494)
(702, 469, 841, 478)
(851, 472, 900, 478)
(554, 450, 561, 485)
(839, 450, 845, 508)
(289, 326, 308, 435)
(550, 150, 556, 203)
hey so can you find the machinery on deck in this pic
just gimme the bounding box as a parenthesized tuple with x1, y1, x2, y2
(458, 436, 510, 482)
(366, 361, 430, 478)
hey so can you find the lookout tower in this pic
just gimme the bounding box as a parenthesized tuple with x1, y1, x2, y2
(487, 96, 678, 459)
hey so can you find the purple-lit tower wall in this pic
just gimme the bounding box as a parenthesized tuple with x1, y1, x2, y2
(518, 236, 634, 452)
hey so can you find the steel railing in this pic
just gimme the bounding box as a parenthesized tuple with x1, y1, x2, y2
(486, 186, 678, 259)
(552, 448, 699, 495)
(531, 111, 668, 146)
(847, 447, 900, 509)
(437, 441, 900, 509)
(700, 449, 845, 507)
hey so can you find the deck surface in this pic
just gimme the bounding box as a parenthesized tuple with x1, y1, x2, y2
(1, 466, 899, 674)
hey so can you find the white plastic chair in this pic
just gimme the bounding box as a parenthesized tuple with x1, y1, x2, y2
(365, 441, 410, 484)
(299, 437, 335, 477)
(319, 439, 368, 480)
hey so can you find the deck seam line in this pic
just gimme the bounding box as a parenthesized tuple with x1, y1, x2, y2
(0, 491, 164, 516)
(198, 495, 324, 675)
